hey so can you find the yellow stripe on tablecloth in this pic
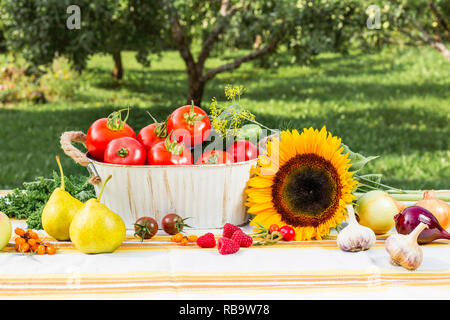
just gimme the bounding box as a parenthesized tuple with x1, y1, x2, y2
(6, 235, 450, 253)
(1, 270, 449, 282)
(0, 280, 449, 298)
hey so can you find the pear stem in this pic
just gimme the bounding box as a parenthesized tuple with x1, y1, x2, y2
(55, 156, 65, 191)
(97, 175, 112, 202)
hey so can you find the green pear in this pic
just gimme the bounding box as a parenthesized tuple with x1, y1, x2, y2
(69, 175, 126, 254)
(42, 156, 83, 241)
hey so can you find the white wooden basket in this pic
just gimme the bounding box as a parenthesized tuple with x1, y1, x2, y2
(60, 131, 256, 229)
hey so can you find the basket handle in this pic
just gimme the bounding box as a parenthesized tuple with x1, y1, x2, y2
(60, 131, 102, 185)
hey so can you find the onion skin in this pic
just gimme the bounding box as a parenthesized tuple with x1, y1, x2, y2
(394, 206, 450, 244)
(356, 190, 400, 235)
(415, 190, 450, 230)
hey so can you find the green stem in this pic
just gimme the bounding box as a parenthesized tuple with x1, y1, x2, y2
(242, 115, 277, 133)
(355, 174, 404, 193)
(354, 192, 450, 202)
(97, 175, 112, 202)
(55, 156, 65, 191)
(146, 111, 158, 124)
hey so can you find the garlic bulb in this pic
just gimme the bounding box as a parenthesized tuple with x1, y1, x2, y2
(385, 222, 428, 271)
(337, 205, 376, 252)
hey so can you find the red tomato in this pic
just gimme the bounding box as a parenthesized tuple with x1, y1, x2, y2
(279, 226, 296, 241)
(195, 150, 234, 165)
(104, 137, 147, 165)
(166, 104, 211, 148)
(137, 123, 167, 151)
(86, 109, 136, 162)
(269, 224, 280, 234)
(147, 139, 193, 165)
(227, 140, 259, 162)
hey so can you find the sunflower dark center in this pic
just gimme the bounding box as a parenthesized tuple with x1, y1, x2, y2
(272, 153, 342, 227)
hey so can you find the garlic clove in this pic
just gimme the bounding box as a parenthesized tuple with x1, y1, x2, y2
(337, 205, 376, 252)
(385, 222, 428, 271)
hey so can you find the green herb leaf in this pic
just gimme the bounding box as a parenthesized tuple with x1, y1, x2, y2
(342, 143, 379, 172)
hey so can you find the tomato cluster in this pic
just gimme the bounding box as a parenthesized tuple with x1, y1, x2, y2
(86, 105, 259, 166)
(14, 228, 56, 255)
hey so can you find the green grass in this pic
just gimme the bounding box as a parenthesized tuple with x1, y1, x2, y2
(0, 46, 449, 190)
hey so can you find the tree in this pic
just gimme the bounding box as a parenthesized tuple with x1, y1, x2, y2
(1, 0, 166, 78)
(362, 0, 450, 60)
(163, 0, 366, 105)
(396, 0, 450, 60)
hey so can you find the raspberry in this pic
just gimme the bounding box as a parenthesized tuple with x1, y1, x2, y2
(223, 223, 241, 238)
(231, 230, 253, 248)
(196, 233, 216, 248)
(217, 237, 240, 255)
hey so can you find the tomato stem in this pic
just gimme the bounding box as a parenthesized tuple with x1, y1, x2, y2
(164, 133, 184, 156)
(106, 106, 130, 131)
(117, 147, 129, 158)
(145, 112, 168, 138)
(183, 102, 205, 125)
(207, 152, 219, 164)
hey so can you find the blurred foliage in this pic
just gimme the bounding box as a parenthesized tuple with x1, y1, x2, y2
(355, 0, 449, 51)
(170, 0, 367, 64)
(0, 56, 78, 104)
(0, 0, 167, 71)
(169, 0, 449, 64)
(1, 0, 448, 71)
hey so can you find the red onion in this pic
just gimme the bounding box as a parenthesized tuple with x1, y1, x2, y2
(394, 206, 450, 244)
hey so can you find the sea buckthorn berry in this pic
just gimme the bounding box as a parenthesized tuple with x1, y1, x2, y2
(29, 232, 39, 240)
(37, 245, 46, 255)
(19, 243, 30, 253)
(15, 228, 25, 237)
(15, 237, 26, 245)
(27, 239, 37, 247)
(180, 237, 189, 246)
(173, 233, 184, 242)
(46, 246, 56, 255)
(187, 235, 198, 242)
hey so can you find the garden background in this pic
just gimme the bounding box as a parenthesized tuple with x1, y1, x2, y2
(0, 0, 449, 190)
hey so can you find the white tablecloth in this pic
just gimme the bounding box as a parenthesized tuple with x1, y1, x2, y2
(0, 219, 449, 300)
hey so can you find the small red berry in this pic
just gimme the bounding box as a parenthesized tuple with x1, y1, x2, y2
(223, 223, 241, 238)
(231, 230, 253, 248)
(279, 226, 296, 241)
(217, 237, 240, 255)
(196, 233, 216, 248)
(269, 224, 279, 234)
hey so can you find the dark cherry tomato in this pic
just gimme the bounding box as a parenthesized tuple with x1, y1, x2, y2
(161, 213, 191, 235)
(134, 217, 159, 241)
(166, 104, 211, 148)
(104, 137, 147, 165)
(137, 121, 167, 152)
(195, 150, 234, 165)
(86, 109, 136, 162)
(269, 224, 280, 234)
(279, 226, 296, 241)
(147, 137, 193, 165)
(227, 140, 259, 163)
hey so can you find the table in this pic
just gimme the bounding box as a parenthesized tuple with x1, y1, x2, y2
(1, 190, 449, 300)
(1, 219, 449, 300)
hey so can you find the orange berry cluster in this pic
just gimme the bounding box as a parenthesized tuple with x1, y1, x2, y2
(170, 233, 198, 246)
(14, 228, 56, 255)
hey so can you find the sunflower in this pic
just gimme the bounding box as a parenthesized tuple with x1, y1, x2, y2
(245, 127, 358, 241)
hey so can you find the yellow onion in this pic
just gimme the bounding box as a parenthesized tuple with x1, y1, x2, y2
(356, 190, 401, 235)
(415, 190, 450, 230)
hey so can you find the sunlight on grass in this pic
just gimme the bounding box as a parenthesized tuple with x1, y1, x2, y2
(0, 46, 449, 189)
